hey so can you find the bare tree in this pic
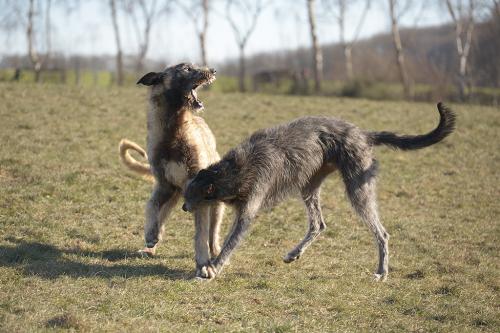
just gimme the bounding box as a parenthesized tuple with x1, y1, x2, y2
(307, 0, 322, 92)
(2, 0, 79, 83)
(0, 1, 23, 79)
(445, 0, 476, 100)
(176, 0, 210, 66)
(110, 0, 124, 85)
(226, 0, 267, 92)
(26, 0, 52, 82)
(322, 0, 371, 81)
(494, 0, 500, 16)
(388, 0, 413, 99)
(124, 0, 160, 72)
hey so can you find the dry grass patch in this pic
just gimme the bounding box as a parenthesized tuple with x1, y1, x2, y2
(0, 82, 498, 332)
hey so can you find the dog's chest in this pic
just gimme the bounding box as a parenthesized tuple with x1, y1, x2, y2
(162, 160, 189, 189)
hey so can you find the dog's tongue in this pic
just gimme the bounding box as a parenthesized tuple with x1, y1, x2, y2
(191, 89, 203, 110)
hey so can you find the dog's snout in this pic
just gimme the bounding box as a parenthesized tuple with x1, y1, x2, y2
(182, 203, 188, 212)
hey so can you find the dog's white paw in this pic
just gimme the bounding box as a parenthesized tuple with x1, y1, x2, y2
(373, 273, 388, 282)
(138, 247, 156, 258)
(195, 264, 217, 280)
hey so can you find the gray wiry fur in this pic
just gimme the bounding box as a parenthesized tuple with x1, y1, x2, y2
(183, 103, 456, 280)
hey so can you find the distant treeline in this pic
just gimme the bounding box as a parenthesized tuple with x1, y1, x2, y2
(1, 20, 498, 89)
(220, 20, 500, 90)
(1, 19, 498, 105)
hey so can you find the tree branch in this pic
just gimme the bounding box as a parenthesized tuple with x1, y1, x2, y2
(351, 0, 371, 45)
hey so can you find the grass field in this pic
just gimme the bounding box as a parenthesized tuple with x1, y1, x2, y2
(0, 82, 498, 332)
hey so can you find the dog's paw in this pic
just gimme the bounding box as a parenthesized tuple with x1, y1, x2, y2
(195, 264, 217, 280)
(137, 247, 156, 258)
(210, 247, 221, 258)
(373, 273, 388, 282)
(283, 252, 300, 263)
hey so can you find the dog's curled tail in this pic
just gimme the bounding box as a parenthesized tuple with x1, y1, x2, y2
(119, 139, 154, 182)
(368, 102, 456, 150)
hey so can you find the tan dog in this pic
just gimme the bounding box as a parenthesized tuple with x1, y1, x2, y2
(119, 63, 224, 279)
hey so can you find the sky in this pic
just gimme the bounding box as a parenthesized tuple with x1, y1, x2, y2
(1, 0, 449, 65)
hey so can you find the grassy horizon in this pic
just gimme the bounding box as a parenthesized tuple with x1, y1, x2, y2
(0, 82, 498, 332)
(2, 68, 499, 106)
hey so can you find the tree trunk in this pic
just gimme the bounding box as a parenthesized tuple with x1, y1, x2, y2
(457, 56, 467, 100)
(446, 0, 475, 101)
(60, 69, 66, 84)
(307, 0, 322, 93)
(458, 18, 474, 100)
(45, 0, 52, 62)
(136, 22, 152, 72)
(337, 0, 350, 80)
(238, 46, 246, 92)
(110, 0, 124, 86)
(344, 44, 353, 80)
(11, 68, 21, 81)
(389, 0, 412, 99)
(27, 0, 42, 83)
(199, 33, 207, 67)
(75, 58, 81, 86)
(136, 48, 146, 73)
(200, 0, 209, 66)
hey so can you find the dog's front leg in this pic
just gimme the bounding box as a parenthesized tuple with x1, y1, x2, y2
(209, 207, 256, 277)
(194, 205, 213, 279)
(209, 202, 225, 258)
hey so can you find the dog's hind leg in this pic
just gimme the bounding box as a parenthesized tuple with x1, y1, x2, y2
(141, 183, 180, 256)
(283, 187, 326, 263)
(283, 167, 333, 263)
(209, 202, 224, 258)
(343, 161, 389, 281)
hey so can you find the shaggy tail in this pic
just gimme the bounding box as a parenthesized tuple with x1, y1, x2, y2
(368, 102, 456, 150)
(118, 139, 154, 182)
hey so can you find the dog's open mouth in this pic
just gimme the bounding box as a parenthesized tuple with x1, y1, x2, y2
(190, 74, 216, 111)
(190, 89, 203, 110)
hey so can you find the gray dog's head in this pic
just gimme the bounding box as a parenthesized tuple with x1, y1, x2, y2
(182, 169, 219, 212)
(137, 63, 216, 111)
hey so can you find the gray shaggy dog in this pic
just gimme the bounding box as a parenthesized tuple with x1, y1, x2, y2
(182, 103, 456, 280)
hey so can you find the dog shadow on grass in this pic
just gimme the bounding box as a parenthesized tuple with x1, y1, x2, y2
(0, 240, 191, 280)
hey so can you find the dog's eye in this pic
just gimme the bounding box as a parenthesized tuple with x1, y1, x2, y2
(183, 67, 190, 72)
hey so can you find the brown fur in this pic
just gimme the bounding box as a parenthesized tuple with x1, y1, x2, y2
(120, 63, 224, 278)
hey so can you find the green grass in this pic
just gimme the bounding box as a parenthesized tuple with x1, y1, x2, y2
(0, 82, 498, 332)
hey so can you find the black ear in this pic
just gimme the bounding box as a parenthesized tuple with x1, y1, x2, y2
(137, 72, 162, 86)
